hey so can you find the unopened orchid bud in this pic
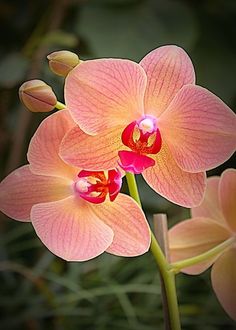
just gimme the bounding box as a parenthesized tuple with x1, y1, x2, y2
(19, 80, 57, 113)
(47, 50, 80, 77)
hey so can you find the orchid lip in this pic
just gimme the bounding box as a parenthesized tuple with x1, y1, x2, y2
(74, 169, 122, 204)
(118, 150, 155, 174)
(119, 115, 162, 173)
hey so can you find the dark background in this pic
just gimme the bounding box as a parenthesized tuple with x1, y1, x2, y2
(0, 0, 235, 329)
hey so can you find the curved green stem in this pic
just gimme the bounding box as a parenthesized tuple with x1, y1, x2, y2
(125, 172, 181, 330)
(171, 236, 235, 274)
(55, 101, 66, 110)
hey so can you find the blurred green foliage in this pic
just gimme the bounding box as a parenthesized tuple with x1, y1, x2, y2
(0, 0, 235, 329)
(77, 0, 198, 59)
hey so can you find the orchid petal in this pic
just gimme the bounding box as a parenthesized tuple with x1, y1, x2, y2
(65, 59, 146, 134)
(28, 110, 77, 179)
(31, 196, 114, 261)
(91, 194, 150, 257)
(169, 217, 231, 274)
(140, 45, 195, 117)
(0, 165, 71, 221)
(211, 247, 236, 321)
(60, 125, 124, 170)
(142, 143, 206, 207)
(219, 169, 236, 232)
(191, 176, 225, 225)
(160, 85, 236, 172)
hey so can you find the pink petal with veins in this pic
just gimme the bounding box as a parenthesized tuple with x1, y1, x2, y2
(31, 196, 114, 261)
(91, 194, 150, 257)
(169, 217, 231, 274)
(28, 110, 77, 179)
(60, 126, 124, 170)
(65, 59, 146, 134)
(219, 169, 236, 232)
(159, 85, 236, 172)
(191, 176, 225, 225)
(211, 247, 236, 321)
(0, 165, 72, 221)
(140, 45, 195, 117)
(143, 143, 206, 207)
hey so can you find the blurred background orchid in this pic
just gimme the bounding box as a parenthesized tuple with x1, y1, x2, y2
(169, 169, 236, 321)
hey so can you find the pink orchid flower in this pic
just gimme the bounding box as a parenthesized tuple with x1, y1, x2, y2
(60, 45, 236, 207)
(0, 110, 150, 261)
(169, 169, 236, 320)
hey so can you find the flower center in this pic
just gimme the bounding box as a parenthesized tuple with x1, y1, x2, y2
(118, 115, 162, 174)
(74, 169, 122, 204)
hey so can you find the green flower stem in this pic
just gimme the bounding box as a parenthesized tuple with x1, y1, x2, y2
(125, 172, 181, 330)
(55, 101, 66, 110)
(171, 236, 235, 274)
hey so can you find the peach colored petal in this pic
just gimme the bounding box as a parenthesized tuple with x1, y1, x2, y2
(31, 196, 114, 261)
(28, 110, 78, 180)
(191, 176, 225, 225)
(0, 165, 72, 221)
(142, 143, 206, 207)
(211, 247, 236, 321)
(219, 169, 236, 232)
(140, 45, 195, 117)
(90, 194, 150, 257)
(169, 217, 231, 275)
(65, 59, 146, 134)
(159, 85, 236, 172)
(60, 125, 126, 170)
